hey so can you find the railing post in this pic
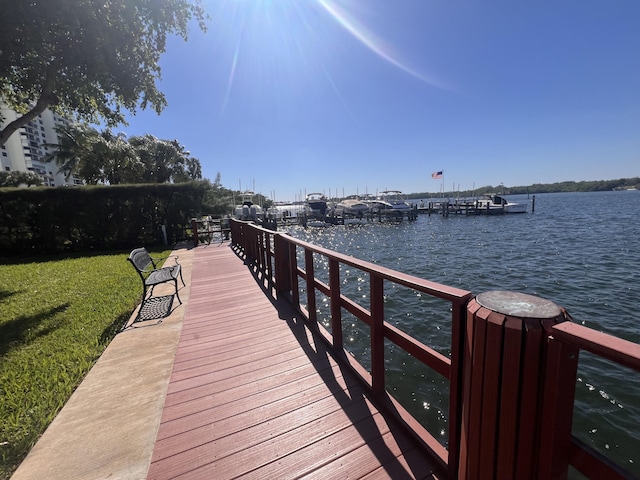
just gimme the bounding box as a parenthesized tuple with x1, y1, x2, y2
(229, 219, 238, 247)
(289, 242, 299, 307)
(447, 298, 470, 480)
(458, 291, 575, 480)
(537, 335, 580, 480)
(370, 275, 385, 394)
(305, 250, 317, 324)
(273, 234, 291, 298)
(257, 230, 265, 269)
(247, 225, 257, 262)
(329, 258, 343, 349)
(264, 232, 272, 280)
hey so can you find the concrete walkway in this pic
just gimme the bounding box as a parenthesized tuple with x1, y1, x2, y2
(11, 242, 197, 480)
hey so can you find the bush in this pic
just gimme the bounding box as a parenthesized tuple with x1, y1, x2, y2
(0, 182, 211, 254)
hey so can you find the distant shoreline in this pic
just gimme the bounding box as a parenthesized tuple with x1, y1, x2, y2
(407, 176, 640, 199)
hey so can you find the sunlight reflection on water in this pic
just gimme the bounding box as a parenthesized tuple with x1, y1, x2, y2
(286, 191, 640, 473)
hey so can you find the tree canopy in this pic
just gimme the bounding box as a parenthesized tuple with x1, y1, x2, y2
(45, 124, 203, 185)
(0, 0, 206, 146)
(0, 170, 43, 187)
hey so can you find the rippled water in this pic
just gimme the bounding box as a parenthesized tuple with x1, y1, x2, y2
(284, 190, 640, 475)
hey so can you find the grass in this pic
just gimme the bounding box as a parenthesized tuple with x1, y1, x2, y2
(0, 249, 172, 480)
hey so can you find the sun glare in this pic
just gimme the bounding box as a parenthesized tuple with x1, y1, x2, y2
(317, 0, 448, 90)
(211, 0, 449, 119)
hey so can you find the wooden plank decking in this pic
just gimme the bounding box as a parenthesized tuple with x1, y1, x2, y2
(146, 244, 442, 480)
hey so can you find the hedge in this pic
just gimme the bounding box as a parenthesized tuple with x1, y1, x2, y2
(0, 182, 211, 255)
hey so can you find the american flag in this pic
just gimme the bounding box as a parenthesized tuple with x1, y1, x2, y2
(431, 171, 443, 179)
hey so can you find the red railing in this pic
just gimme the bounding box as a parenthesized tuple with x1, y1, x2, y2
(547, 322, 640, 480)
(229, 219, 640, 480)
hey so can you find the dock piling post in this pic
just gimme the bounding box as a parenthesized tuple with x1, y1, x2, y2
(457, 291, 577, 480)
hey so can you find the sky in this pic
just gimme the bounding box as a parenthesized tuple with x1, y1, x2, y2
(119, 0, 640, 202)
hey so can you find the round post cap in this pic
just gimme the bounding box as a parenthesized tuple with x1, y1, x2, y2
(475, 291, 562, 319)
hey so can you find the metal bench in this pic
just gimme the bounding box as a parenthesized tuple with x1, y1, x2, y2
(128, 247, 185, 312)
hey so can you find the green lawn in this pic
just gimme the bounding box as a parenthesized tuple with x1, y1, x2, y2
(0, 249, 171, 479)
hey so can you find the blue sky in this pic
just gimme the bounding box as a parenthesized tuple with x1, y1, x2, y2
(120, 0, 639, 201)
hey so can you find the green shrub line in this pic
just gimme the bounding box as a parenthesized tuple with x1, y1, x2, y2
(0, 249, 171, 479)
(0, 181, 243, 255)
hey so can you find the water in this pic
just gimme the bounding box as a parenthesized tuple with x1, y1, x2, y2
(283, 190, 640, 476)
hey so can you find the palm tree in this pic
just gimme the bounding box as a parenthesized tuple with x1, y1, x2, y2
(94, 130, 143, 185)
(44, 124, 98, 180)
(46, 127, 201, 185)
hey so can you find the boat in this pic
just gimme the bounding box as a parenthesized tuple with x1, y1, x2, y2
(367, 190, 412, 216)
(304, 193, 329, 218)
(476, 194, 527, 214)
(335, 197, 370, 218)
(234, 191, 264, 221)
(300, 193, 331, 227)
(266, 203, 303, 221)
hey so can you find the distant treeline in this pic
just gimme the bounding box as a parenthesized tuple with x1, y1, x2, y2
(408, 177, 640, 199)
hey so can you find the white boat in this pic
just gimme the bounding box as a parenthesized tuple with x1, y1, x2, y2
(267, 203, 303, 220)
(476, 194, 527, 214)
(335, 197, 370, 217)
(298, 193, 331, 227)
(368, 190, 412, 215)
(234, 191, 264, 221)
(304, 193, 329, 218)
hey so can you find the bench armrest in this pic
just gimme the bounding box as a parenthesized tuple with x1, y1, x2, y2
(142, 264, 178, 274)
(150, 254, 180, 266)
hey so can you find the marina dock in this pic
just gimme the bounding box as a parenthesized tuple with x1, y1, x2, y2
(417, 195, 534, 216)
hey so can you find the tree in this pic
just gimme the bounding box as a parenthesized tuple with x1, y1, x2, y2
(128, 135, 202, 183)
(45, 125, 202, 184)
(44, 123, 99, 180)
(0, 171, 43, 187)
(91, 131, 144, 185)
(174, 157, 204, 183)
(0, 0, 206, 146)
(44, 124, 142, 184)
(201, 175, 237, 215)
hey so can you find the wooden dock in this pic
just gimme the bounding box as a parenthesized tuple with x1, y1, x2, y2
(417, 201, 495, 216)
(228, 220, 640, 480)
(146, 244, 443, 479)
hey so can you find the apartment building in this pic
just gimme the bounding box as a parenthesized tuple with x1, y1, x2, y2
(0, 104, 81, 186)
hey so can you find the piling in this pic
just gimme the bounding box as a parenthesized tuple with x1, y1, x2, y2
(458, 291, 577, 480)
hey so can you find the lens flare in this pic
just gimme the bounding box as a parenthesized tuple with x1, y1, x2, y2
(317, 0, 449, 90)
(220, 41, 241, 118)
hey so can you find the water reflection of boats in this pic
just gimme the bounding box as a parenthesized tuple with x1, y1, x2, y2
(476, 194, 527, 214)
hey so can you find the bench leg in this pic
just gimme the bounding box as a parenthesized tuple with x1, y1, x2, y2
(174, 279, 182, 304)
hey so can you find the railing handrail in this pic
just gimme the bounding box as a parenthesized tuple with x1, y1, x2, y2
(276, 231, 473, 303)
(552, 321, 640, 372)
(231, 219, 469, 476)
(229, 219, 639, 480)
(549, 321, 640, 480)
